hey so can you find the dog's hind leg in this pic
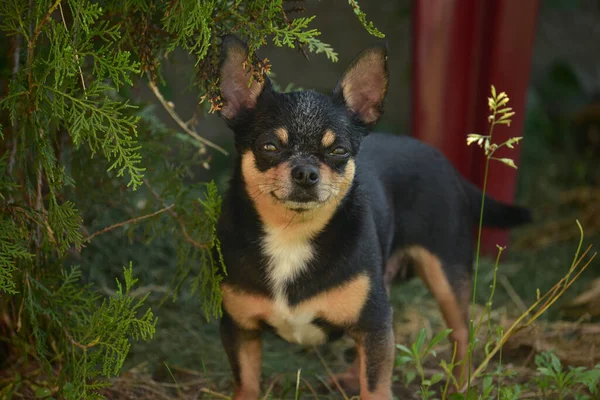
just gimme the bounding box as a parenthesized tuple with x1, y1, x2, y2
(408, 246, 471, 388)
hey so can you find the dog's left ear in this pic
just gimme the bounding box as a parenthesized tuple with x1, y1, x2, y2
(333, 45, 388, 125)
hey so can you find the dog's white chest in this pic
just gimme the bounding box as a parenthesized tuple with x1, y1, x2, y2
(261, 227, 327, 345)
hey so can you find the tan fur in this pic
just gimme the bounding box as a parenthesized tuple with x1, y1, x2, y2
(240, 152, 355, 240)
(273, 127, 288, 145)
(321, 129, 336, 147)
(407, 246, 470, 385)
(221, 274, 370, 337)
(355, 332, 394, 400)
(233, 333, 262, 400)
(296, 273, 370, 326)
(221, 284, 273, 330)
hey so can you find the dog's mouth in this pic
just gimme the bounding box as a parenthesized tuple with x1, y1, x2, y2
(270, 192, 329, 212)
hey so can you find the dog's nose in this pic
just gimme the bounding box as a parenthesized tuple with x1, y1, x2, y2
(291, 165, 320, 187)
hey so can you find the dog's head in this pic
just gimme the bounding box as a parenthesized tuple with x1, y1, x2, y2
(219, 35, 387, 226)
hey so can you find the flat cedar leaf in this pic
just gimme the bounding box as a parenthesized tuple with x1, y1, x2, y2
(347, 0, 385, 38)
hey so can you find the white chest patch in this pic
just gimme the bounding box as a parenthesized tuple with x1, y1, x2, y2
(261, 226, 326, 345)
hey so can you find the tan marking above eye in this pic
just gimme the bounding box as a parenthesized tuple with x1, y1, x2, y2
(274, 127, 288, 145)
(321, 130, 336, 148)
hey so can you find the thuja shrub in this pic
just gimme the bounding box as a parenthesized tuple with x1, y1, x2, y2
(0, 0, 382, 398)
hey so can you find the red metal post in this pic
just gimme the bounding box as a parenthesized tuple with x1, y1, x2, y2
(411, 0, 539, 256)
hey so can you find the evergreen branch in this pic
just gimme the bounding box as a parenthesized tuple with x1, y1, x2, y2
(64, 326, 99, 350)
(143, 178, 209, 250)
(347, 0, 385, 38)
(31, 0, 61, 45)
(147, 80, 228, 156)
(27, 0, 62, 107)
(43, 85, 145, 189)
(35, 159, 44, 254)
(85, 204, 174, 242)
(8, 34, 21, 180)
(58, 2, 87, 98)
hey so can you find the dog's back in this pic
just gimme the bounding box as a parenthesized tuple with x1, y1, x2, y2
(357, 132, 531, 272)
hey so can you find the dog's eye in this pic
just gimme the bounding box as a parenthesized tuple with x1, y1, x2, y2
(262, 143, 278, 152)
(330, 147, 349, 156)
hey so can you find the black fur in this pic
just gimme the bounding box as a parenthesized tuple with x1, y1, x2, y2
(215, 35, 531, 399)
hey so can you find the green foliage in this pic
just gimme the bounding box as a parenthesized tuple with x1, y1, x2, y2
(347, 0, 385, 38)
(393, 86, 598, 400)
(0, 214, 33, 295)
(396, 328, 452, 398)
(62, 264, 157, 399)
(535, 352, 600, 399)
(0, 0, 382, 398)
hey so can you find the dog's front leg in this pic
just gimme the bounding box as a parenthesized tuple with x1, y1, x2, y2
(220, 312, 262, 400)
(352, 318, 395, 400)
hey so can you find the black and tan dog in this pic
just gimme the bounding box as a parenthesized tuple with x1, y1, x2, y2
(215, 35, 531, 400)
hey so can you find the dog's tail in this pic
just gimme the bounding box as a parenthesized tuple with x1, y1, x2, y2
(461, 178, 532, 229)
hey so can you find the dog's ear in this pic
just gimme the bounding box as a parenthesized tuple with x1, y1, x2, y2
(219, 35, 268, 120)
(333, 45, 388, 125)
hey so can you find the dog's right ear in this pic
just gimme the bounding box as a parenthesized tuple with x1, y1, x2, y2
(219, 35, 267, 121)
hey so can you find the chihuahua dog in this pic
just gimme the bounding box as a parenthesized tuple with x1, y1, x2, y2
(215, 35, 531, 400)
